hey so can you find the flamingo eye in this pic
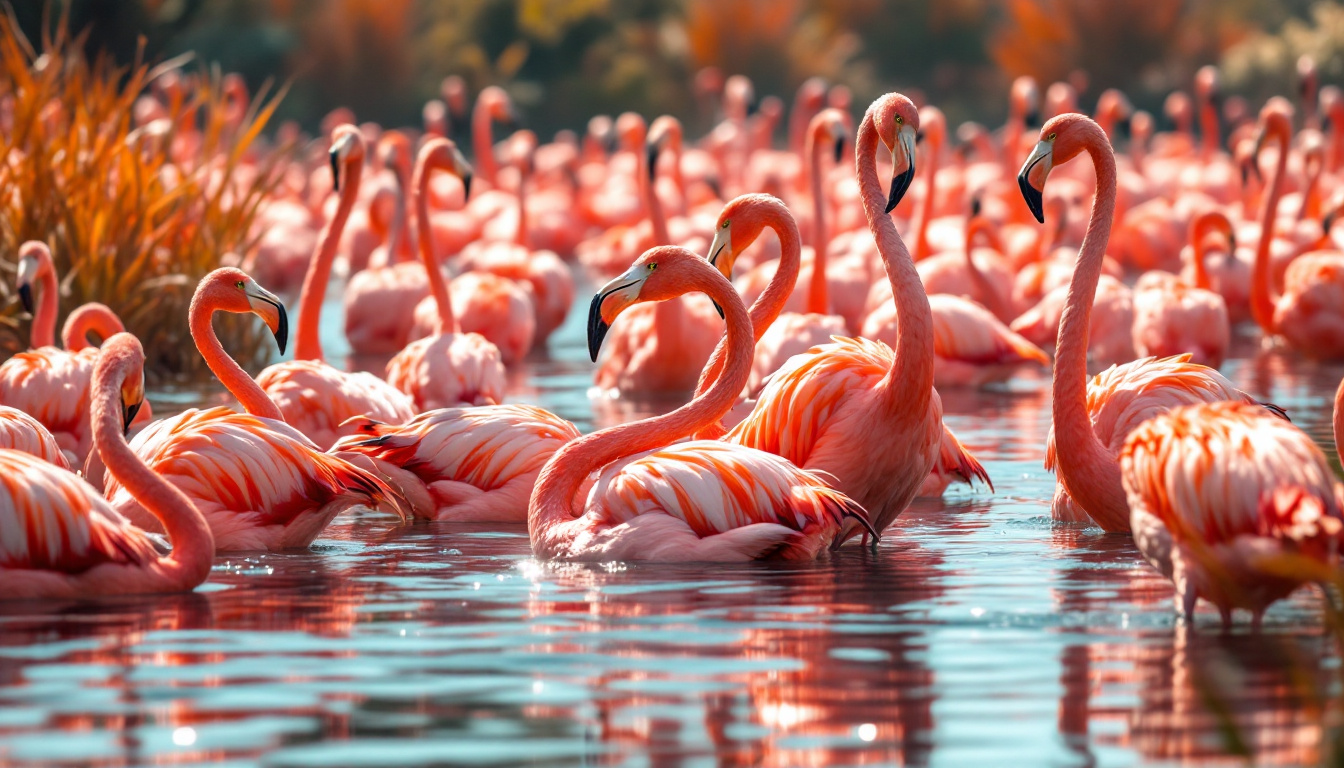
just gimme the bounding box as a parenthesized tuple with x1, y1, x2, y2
(721, 220, 729, 229)
(1048, 132, 1057, 141)
(894, 115, 903, 126)
(648, 263, 657, 271)
(235, 280, 245, 290)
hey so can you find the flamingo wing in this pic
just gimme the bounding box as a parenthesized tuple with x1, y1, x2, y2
(0, 347, 100, 462)
(257, 360, 416, 449)
(929, 295, 1049, 366)
(0, 406, 72, 469)
(590, 440, 869, 554)
(0, 450, 157, 572)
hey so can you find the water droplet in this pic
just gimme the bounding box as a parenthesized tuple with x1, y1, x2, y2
(172, 727, 197, 747)
(857, 723, 877, 742)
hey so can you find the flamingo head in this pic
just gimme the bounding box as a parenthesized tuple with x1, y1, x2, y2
(15, 241, 52, 315)
(1253, 97, 1296, 169)
(480, 86, 520, 130)
(1011, 76, 1040, 127)
(705, 193, 793, 284)
(867, 93, 920, 213)
(95, 333, 146, 435)
(588, 246, 709, 362)
(199, 268, 289, 355)
(1017, 113, 1102, 224)
(416, 137, 474, 200)
(809, 108, 849, 165)
(329, 124, 365, 193)
(647, 116, 683, 179)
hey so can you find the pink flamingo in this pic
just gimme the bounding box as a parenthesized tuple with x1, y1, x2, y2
(1250, 98, 1344, 359)
(591, 118, 721, 396)
(0, 243, 141, 466)
(0, 406, 70, 469)
(1130, 217, 1232, 368)
(1121, 400, 1342, 628)
(104, 268, 399, 551)
(257, 125, 415, 450)
(1179, 210, 1251, 325)
(332, 404, 580, 522)
(721, 93, 944, 538)
(529, 246, 872, 562)
(385, 138, 507, 410)
(1018, 113, 1276, 532)
(2, 333, 215, 599)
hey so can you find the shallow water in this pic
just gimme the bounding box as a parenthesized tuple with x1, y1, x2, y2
(2, 281, 1342, 766)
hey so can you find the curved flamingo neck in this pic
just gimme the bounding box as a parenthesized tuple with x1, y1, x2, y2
(693, 199, 801, 399)
(1297, 159, 1321, 222)
(644, 145, 670, 244)
(1188, 221, 1214, 291)
(189, 294, 283, 420)
(415, 156, 459, 335)
(911, 137, 940, 261)
(1004, 104, 1024, 175)
(516, 163, 530, 248)
(61, 303, 123, 352)
(806, 127, 829, 314)
(1198, 94, 1220, 159)
(385, 162, 413, 264)
(473, 98, 501, 186)
(93, 350, 212, 586)
(1051, 122, 1128, 531)
(1335, 377, 1344, 462)
(1251, 126, 1291, 334)
(31, 264, 57, 350)
(295, 154, 362, 361)
(530, 261, 753, 555)
(964, 218, 1007, 318)
(856, 112, 933, 406)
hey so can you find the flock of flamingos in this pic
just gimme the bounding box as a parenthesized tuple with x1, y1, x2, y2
(4, 59, 1344, 631)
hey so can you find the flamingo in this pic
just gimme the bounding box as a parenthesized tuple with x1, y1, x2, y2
(331, 404, 580, 522)
(0, 242, 138, 466)
(1130, 214, 1232, 368)
(529, 246, 872, 562)
(720, 93, 944, 539)
(0, 406, 71, 469)
(103, 268, 400, 551)
(1017, 112, 1278, 532)
(1179, 210, 1251, 325)
(1249, 98, 1344, 359)
(385, 138, 507, 410)
(61, 303, 127, 352)
(257, 125, 415, 450)
(1120, 401, 1342, 628)
(2, 333, 213, 599)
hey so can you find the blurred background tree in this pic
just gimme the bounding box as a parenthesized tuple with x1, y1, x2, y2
(12, 0, 1339, 140)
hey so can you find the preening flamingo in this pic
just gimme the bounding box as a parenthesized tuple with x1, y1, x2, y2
(722, 93, 943, 539)
(1121, 401, 1343, 627)
(2, 333, 214, 600)
(0, 242, 142, 466)
(385, 138, 507, 410)
(257, 125, 415, 450)
(1018, 113, 1277, 532)
(1250, 98, 1344, 359)
(529, 246, 872, 562)
(105, 268, 400, 551)
(332, 404, 580, 522)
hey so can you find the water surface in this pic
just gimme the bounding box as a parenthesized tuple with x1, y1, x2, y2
(1, 283, 1340, 766)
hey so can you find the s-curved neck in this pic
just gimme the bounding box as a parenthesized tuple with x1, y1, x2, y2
(645, 146, 670, 245)
(806, 127, 829, 315)
(693, 201, 801, 399)
(529, 262, 753, 555)
(31, 264, 57, 350)
(295, 155, 362, 361)
(856, 111, 933, 410)
(415, 158, 459, 335)
(473, 98, 500, 186)
(911, 137, 939, 261)
(93, 355, 213, 586)
(1250, 127, 1290, 334)
(1051, 122, 1128, 531)
(189, 296, 283, 421)
(61, 303, 124, 352)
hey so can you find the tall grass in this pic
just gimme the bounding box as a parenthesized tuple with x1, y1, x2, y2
(0, 11, 293, 382)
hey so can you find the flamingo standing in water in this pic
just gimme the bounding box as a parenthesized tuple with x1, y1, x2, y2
(104, 268, 400, 551)
(2, 333, 214, 599)
(257, 125, 415, 450)
(385, 138, 507, 410)
(1017, 113, 1278, 532)
(1121, 399, 1343, 627)
(529, 246, 872, 562)
(0, 242, 148, 466)
(721, 93, 944, 539)
(1249, 99, 1344, 359)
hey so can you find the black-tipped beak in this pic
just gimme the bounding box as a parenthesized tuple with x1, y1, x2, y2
(646, 144, 659, 180)
(329, 148, 341, 192)
(705, 176, 722, 199)
(462, 172, 472, 201)
(1025, 109, 1041, 128)
(885, 165, 914, 214)
(123, 401, 142, 434)
(17, 283, 32, 314)
(1117, 115, 1132, 140)
(586, 293, 609, 363)
(711, 300, 724, 319)
(273, 302, 289, 355)
(1018, 174, 1044, 224)
(970, 196, 983, 218)
(833, 136, 844, 164)
(1326, 210, 1337, 235)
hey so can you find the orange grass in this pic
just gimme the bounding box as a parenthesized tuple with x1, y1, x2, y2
(0, 11, 293, 381)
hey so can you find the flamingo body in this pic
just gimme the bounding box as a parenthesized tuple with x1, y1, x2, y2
(256, 360, 416, 450)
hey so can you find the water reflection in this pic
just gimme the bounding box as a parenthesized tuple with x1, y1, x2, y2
(0, 290, 1339, 766)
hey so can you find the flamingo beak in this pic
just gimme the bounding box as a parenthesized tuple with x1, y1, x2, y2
(646, 143, 660, 180)
(706, 223, 735, 280)
(885, 124, 917, 213)
(17, 284, 31, 314)
(123, 400, 142, 434)
(588, 267, 646, 362)
(15, 255, 37, 314)
(329, 132, 357, 193)
(1017, 139, 1054, 224)
(245, 283, 289, 355)
(462, 171, 473, 201)
(1025, 108, 1041, 128)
